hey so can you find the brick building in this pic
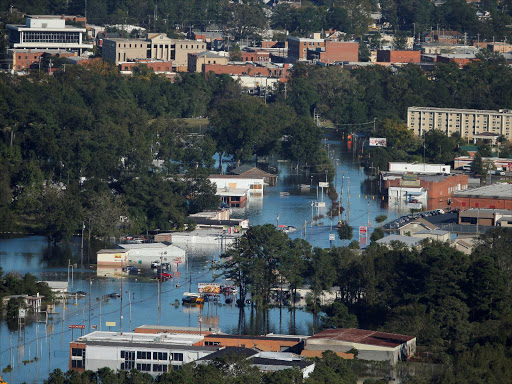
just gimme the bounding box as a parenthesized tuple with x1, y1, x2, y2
(308, 41, 359, 63)
(377, 50, 421, 63)
(119, 61, 173, 73)
(8, 49, 76, 71)
(241, 50, 271, 62)
(202, 63, 289, 81)
(382, 173, 469, 210)
(451, 184, 512, 210)
(188, 51, 228, 72)
(436, 53, 477, 67)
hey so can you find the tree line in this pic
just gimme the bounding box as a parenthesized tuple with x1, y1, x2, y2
(44, 351, 357, 384)
(0, 62, 330, 244)
(216, 225, 512, 382)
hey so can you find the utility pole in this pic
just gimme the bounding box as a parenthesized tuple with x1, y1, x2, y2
(120, 259, 123, 333)
(88, 278, 91, 329)
(81, 221, 84, 267)
(85, 0, 87, 20)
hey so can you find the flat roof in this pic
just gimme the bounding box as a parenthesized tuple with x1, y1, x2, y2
(250, 356, 312, 369)
(216, 188, 248, 196)
(453, 184, 512, 199)
(198, 347, 258, 361)
(459, 208, 512, 217)
(308, 328, 414, 348)
(205, 334, 303, 342)
(118, 242, 176, 249)
(415, 229, 450, 235)
(97, 249, 129, 254)
(408, 106, 512, 115)
(135, 324, 220, 334)
(209, 174, 264, 180)
(376, 235, 423, 247)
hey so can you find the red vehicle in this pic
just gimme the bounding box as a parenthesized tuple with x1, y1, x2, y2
(156, 272, 173, 280)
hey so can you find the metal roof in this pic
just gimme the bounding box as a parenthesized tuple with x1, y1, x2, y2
(453, 184, 512, 200)
(376, 235, 423, 247)
(308, 328, 414, 348)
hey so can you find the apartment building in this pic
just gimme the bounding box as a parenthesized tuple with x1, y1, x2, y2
(102, 33, 206, 70)
(69, 331, 219, 374)
(407, 106, 512, 141)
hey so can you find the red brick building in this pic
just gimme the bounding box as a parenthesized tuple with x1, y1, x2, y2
(314, 41, 359, 63)
(241, 50, 271, 62)
(261, 41, 287, 49)
(202, 63, 290, 81)
(451, 184, 512, 210)
(10, 49, 76, 71)
(377, 50, 421, 64)
(436, 54, 477, 68)
(384, 174, 469, 210)
(119, 61, 173, 73)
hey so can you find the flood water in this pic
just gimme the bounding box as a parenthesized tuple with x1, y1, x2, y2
(0, 131, 400, 383)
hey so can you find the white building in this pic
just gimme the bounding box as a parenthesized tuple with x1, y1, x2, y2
(208, 175, 265, 196)
(118, 243, 186, 266)
(388, 185, 427, 211)
(389, 162, 451, 174)
(42, 281, 68, 297)
(70, 331, 220, 373)
(7, 15, 92, 54)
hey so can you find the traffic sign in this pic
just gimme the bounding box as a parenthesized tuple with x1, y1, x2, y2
(69, 324, 85, 329)
(319, 182, 329, 188)
(105, 321, 116, 327)
(329, 234, 335, 241)
(174, 257, 183, 264)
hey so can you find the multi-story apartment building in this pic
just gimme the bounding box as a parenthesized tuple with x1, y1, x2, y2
(69, 331, 220, 374)
(6, 15, 92, 54)
(102, 33, 206, 70)
(407, 106, 512, 141)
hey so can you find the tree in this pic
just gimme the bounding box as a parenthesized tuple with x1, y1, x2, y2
(321, 301, 359, 329)
(375, 215, 387, 224)
(471, 152, 484, 175)
(337, 222, 353, 241)
(370, 227, 384, 242)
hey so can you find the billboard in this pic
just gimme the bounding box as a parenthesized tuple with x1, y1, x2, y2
(198, 283, 221, 294)
(369, 138, 387, 147)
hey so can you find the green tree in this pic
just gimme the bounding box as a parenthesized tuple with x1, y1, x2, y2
(337, 222, 353, 241)
(321, 301, 359, 329)
(471, 152, 484, 175)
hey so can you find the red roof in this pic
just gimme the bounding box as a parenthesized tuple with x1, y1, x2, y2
(309, 328, 415, 348)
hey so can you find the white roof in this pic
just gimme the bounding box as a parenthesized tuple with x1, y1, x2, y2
(118, 242, 176, 249)
(78, 331, 203, 345)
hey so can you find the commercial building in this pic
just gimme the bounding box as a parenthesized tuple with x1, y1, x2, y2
(454, 156, 512, 171)
(451, 184, 512, 210)
(202, 63, 290, 82)
(7, 48, 77, 71)
(7, 15, 92, 54)
(288, 35, 358, 63)
(307, 40, 359, 63)
(187, 209, 249, 229)
(303, 328, 416, 366)
(42, 281, 68, 297)
(241, 50, 271, 63)
(376, 50, 421, 64)
(96, 243, 185, 268)
(424, 30, 464, 44)
(209, 175, 265, 196)
(382, 173, 468, 211)
(134, 325, 219, 336)
(407, 106, 512, 141)
(413, 229, 451, 242)
(389, 162, 451, 174)
(187, 51, 228, 72)
(457, 208, 512, 226)
(102, 34, 206, 70)
(195, 334, 307, 352)
(436, 53, 477, 67)
(69, 331, 219, 374)
(119, 60, 173, 74)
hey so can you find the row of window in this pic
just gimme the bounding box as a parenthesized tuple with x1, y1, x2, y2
(23, 31, 80, 44)
(71, 348, 86, 357)
(120, 350, 183, 361)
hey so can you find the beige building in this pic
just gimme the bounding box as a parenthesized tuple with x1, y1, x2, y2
(407, 106, 512, 141)
(102, 33, 206, 70)
(188, 51, 228, 72)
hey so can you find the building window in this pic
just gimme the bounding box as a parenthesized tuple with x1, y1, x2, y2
(136, 363, 151, 372)
(71, 360, 83, 368)
(137, 351, 151, 360)
(205, 341, 220, 346)
(171, 353, 184, 362)
(153, 352, 168, 360)
(153, 364, 168, 372)
(71, 348, 85, 357)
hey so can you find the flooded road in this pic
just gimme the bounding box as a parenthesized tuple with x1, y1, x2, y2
(0, 131, 399, 383)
